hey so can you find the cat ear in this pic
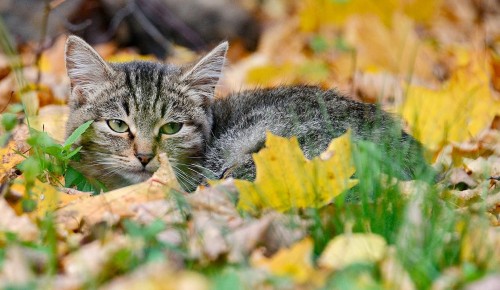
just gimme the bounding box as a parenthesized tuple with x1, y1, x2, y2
(181, 41, 228, 99)
(65, 35, 114, 103)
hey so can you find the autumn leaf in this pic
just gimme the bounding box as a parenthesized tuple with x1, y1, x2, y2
(299, 0, 441, 31)
(318, 233, 387, 270)
(235, 130, 358, 214)
(106, 52, 156, 63)
(246, 60, 330, 87)
(28, 105, 69, 142)
(402, 50, 500, 151)
(0, 198, 38, 241)
(251, 237, 315, 283)
(0, 140, 25, 183)
(343, 14, 436, 80)
(8, 177, 89, 219)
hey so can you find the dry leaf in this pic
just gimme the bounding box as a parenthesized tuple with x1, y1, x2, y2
(446, 168, 478, 189)
(251, 237, 315, 284)
(0, 246, 35, 286)
(318, 233, 387, 270)
(62, 235, 134, 281)
(235, 130, 358, 214)
(0, 140, 25, 183)
(299, 0, 440, 31)
(9, 177, 90, 219)
(380, 247, 416, 290)
(0, 125, 29, 183)
(102, 261, 209, 290)
(402, 50, 500, 151)
(0, 198, 38, 241)
(344, 14, 436, 82)
(28, 105, 69, 142)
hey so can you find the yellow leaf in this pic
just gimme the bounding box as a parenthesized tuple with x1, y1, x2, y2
(318, 233, 387, 270)
(28, 105, 69, 142)
(9, 177, 89, 219)
(235, 130, 358, 214)
(343, 14, 436, 80)
(251, 238, 315, 283)
(401, 50, 500, 151)
(299, 0, 441, 32)
(106, 52, 155, 63)
(0, 141, 25, 184)
(246, 60, 330, 87)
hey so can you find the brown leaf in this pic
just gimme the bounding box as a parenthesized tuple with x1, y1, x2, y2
(380, 247, 416, 290)
(0, 246, 35, 286)
(0, 198, 38, 241)
(0, 125, 29, 184)
(61, 235, 133, 282)
(446, 168, 478, 189)
(101, 261, 209, 290)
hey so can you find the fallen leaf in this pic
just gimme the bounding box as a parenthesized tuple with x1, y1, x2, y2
(0, 125, 29, 183)
(101, 261, 209, 290)
(318, 233, 387, 271)
(0, 140, 25, 183)
(235, 130, 358, 214)
(251, 237, 315, 284)
(28, 105, 69, 142)
(0, 197, 38, 241)
(9, 177, 90, 219)
(0, 246, 35, 286)
(299, 0, 441, 31)
(465, 275, 500, 290)
(61, 235, 134, 282)
(446, 168, 478, 189)
(344, 14, 436, 82)
(380, 247, 416, 290)
(402, 50, 500, 151)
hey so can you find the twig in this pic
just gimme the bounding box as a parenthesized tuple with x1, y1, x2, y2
(135, 0, 205, 50)
(103, 2, 134, 41)
(130, 0, 174, 53)
(35, 0, 52, 86)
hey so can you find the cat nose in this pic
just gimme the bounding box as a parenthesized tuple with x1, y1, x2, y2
(135, 153, 153, 166)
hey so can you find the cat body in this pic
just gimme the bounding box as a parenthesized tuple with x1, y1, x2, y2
(65, 36, 429, 192)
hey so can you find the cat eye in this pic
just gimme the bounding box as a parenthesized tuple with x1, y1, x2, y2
(107, 119, 129, 133)
(160, 122, 183, 135)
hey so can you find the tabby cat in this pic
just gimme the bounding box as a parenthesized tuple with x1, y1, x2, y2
(65, 36, 430, 192)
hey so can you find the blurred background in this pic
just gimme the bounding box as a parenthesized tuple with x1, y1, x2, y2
(1, 0, 499, 151)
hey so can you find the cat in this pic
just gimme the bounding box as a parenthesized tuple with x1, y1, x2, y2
(65, 36, 431, 192)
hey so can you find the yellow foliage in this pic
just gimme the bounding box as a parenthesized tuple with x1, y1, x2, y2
(299, 0, 441, 31)
(251, 238, 315, 283)
(9, 177, 88, 219)
(106, 52, 156, 63)
(343, 14, 436, 79)
(245, 60, 330, 87)
(318, 233, 387, 270)
(0, 141, 25, 183)
(235, 130, 357, 214)
(401, 50, 500, 151)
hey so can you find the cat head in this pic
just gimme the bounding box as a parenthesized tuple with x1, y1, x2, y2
(65, 36, 228, 191)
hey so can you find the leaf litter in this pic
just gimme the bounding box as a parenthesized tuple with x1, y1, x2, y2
(1, 0, 500, 289)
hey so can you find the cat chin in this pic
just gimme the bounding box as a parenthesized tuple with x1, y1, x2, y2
(127, 170, 153, 183)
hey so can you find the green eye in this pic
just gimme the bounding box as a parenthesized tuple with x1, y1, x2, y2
(107, 119, 129, 133)
(160, 122, 183, 135)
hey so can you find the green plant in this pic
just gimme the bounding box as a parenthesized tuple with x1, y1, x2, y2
(16, 120, 102, 210)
